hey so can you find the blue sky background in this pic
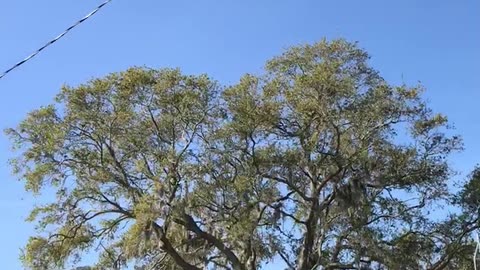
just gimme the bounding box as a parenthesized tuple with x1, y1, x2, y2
(0, 0, 479, 269)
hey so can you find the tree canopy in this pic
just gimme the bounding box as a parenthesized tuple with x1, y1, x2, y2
(7, 39, 480, 270)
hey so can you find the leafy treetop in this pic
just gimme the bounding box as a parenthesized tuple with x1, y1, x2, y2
(7, 39, 479, 270)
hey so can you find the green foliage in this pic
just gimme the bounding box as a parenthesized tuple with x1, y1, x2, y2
(7, 40, 478, 270)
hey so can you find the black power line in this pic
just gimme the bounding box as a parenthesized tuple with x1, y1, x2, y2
(0, 0, 113, 80)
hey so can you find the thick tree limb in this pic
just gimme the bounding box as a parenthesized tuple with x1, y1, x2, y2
(152, 222, 201, 270)
(175, 213, 246, 270)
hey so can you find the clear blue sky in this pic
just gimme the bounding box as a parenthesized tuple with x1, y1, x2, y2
(0, 0, 479, 269)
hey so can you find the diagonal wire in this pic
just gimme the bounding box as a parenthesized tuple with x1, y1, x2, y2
(0, 0, 113, 80)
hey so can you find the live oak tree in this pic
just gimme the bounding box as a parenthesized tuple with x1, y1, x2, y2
(7, 39, 479, 270)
